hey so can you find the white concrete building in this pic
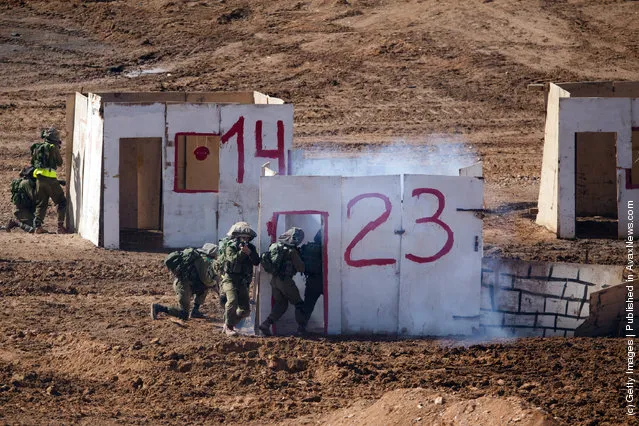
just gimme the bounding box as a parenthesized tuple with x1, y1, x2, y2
(66, 91, 291, 249)
(536, 81, 639, 239)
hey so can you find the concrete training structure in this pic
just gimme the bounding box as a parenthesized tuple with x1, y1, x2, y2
(536, 81, 639, 238)
(66, 91, 290, 249)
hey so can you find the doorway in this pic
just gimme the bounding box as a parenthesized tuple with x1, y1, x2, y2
(575, 132, 617, 238)
(271, 213, 327, 335)
(119, 138, 163, 248)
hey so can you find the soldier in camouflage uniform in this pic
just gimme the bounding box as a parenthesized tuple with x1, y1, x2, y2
(6, 167, 37, 233)
(258, 227, 306, 337)
(151, 243, 218, 321)
(299, 228, 324, 333)
(31, 127, 67, 234)
(216, 222, 260, 336)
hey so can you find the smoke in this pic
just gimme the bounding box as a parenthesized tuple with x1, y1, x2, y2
(291, 136, 480, 178)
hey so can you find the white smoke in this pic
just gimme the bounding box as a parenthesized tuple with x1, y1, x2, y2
(291, 136, 480, 178)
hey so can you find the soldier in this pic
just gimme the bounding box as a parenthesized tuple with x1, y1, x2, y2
(31, 127, 67, 234)
(6, 167, 37, 233)
(215, 222, 260, 336)
(299, 228, 324, 334)
(151, 243, 218, 321)
(258, 227, 306, 336)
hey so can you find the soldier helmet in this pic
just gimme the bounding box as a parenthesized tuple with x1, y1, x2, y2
(198, 243, 218, 257)
(278, 227, 305, 246)
(41, 127, 61, 144)
(227, 221, 257, 239)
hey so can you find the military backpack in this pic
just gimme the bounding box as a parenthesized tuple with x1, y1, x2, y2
(10, 178, 33, 208)
(300, 241, 322, 275)
(260, 242, 294, 277)
(164, 248, 199, 278)
(30, 141, 58, 169)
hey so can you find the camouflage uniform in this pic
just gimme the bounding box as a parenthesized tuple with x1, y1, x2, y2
(6, 170, 37, 233)
(300, 229, 323, 328)
(259, 227, 306, 336)
(31, 127, 67, 233)
(152, 244, 217, 320)
(216, 222, 260, 335)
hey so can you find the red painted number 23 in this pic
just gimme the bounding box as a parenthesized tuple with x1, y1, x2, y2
(344, 189, 454, 267)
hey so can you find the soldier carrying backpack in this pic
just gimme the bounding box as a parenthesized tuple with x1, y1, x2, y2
(6, 166, 37, 233)
(258, 227, 306, 337)
(216, 222, 260, 336)
(30, 127, 67, 234)
(151, 243, 218, 321)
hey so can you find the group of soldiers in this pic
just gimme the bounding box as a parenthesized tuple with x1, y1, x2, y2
(151, 222, 324, 337)
(5, 127, 67, 234)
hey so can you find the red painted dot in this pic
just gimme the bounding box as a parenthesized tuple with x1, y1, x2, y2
(193, 146, 210, 161)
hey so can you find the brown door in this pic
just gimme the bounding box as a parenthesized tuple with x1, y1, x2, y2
(575, 132, 617, 218)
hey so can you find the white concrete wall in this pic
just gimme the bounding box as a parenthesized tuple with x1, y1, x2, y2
(79, 93, 103, 246)
(103, 103, 166, 249)
(557, 97, 632, 238)
(257, 175, 342, 335)
(536, 84, 569, 233)
(218, 105, 293, 239)
(164, 103, 220, 247)
(341, 175, 401, 334)
(633, 99, 639, 127)
(69, 92, 87, 234)
(258, 174, 483, 336)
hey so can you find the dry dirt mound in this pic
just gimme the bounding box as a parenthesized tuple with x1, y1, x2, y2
(283, 387, 556, 426)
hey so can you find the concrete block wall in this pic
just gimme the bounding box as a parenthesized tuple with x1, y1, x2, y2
(480, 258, 624, 337)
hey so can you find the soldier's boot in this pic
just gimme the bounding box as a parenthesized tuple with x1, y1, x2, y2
(222, 323, 238, 336)
(18, 222, 35, 233)
(151, 303, 168, 320)
(190, 303, 205, 319)
(6, 219, 18, 232)
(57, 222, 68, 234)
(34, 227, 47, 234)
(258, 318, 273, 337)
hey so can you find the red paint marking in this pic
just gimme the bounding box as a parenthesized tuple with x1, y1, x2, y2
(269, 210, 330, 335)
(173, 132, 219, 193)
(255, 120, 286, 175)
(405, 188, 454, 263)
(344, 193, 396, 267)
(221, 116, 245, 183)
(193, 145, 210, 160)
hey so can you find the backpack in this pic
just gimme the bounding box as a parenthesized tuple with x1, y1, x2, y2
(260, 243, 290, 276)
(10, 178, 33, 208)
(164, 248, 199, 278)
(300, 241, 322, 275)
(30, 142, 57, 169)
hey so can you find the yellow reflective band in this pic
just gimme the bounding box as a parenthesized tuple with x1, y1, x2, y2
(33, 168, 57, 179)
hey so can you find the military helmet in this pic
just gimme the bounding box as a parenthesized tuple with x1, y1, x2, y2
(198, 243, 218, 257)
(278, 227, 305, 246)
(226, 221, 257, 239)
(41, 127, 61, 143)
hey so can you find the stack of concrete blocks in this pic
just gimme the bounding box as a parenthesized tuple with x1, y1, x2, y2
(480, 258, 624, 337)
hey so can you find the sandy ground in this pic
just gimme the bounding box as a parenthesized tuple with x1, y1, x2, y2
(1, 0, 637, 424)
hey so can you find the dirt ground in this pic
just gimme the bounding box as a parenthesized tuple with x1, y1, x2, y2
(1, 0, 637, 424)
